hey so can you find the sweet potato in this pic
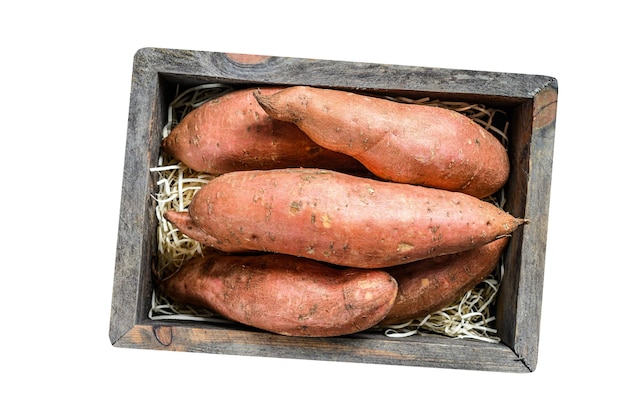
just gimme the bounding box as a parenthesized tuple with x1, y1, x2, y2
(162, 87, 365, 174)
(254, 86, 509, 198)
(165, 168, 525, 268)
(157, 253, 398, 337)
(381, 237, 509, 325)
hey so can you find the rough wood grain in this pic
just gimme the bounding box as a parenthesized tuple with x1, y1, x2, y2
(115, 323, 529, 372)
(109, 48, 557, 373)
(496, 81, 557, 371)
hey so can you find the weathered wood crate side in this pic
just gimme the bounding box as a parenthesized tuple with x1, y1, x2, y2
(496, 83, 558, 371)
(110, 48, 557, 373)
(114, 323, 530, 372)
(109, 51, 159, 345)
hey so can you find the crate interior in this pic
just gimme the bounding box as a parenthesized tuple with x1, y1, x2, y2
(135, 71, 532, 352)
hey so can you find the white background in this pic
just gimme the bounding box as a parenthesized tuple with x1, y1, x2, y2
(2, 1, 623, 415)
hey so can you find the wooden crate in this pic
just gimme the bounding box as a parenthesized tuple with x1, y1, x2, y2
(109, 48, 557, 372)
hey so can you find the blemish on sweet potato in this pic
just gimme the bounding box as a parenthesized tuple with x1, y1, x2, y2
(321, 213, 332, 228)
(289, 201, 302, 215)
(397, 242, 414, 252)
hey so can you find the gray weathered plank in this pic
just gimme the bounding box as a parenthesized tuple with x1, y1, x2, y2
(115, 323, 529, 372)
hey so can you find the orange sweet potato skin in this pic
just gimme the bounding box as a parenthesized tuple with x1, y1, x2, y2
(255, 86, 509, 199)
(165, 168, 524, 268)
(381, 237, 509, 325)
(162, 87, 364, 174)
(157, 253, 398, 337)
